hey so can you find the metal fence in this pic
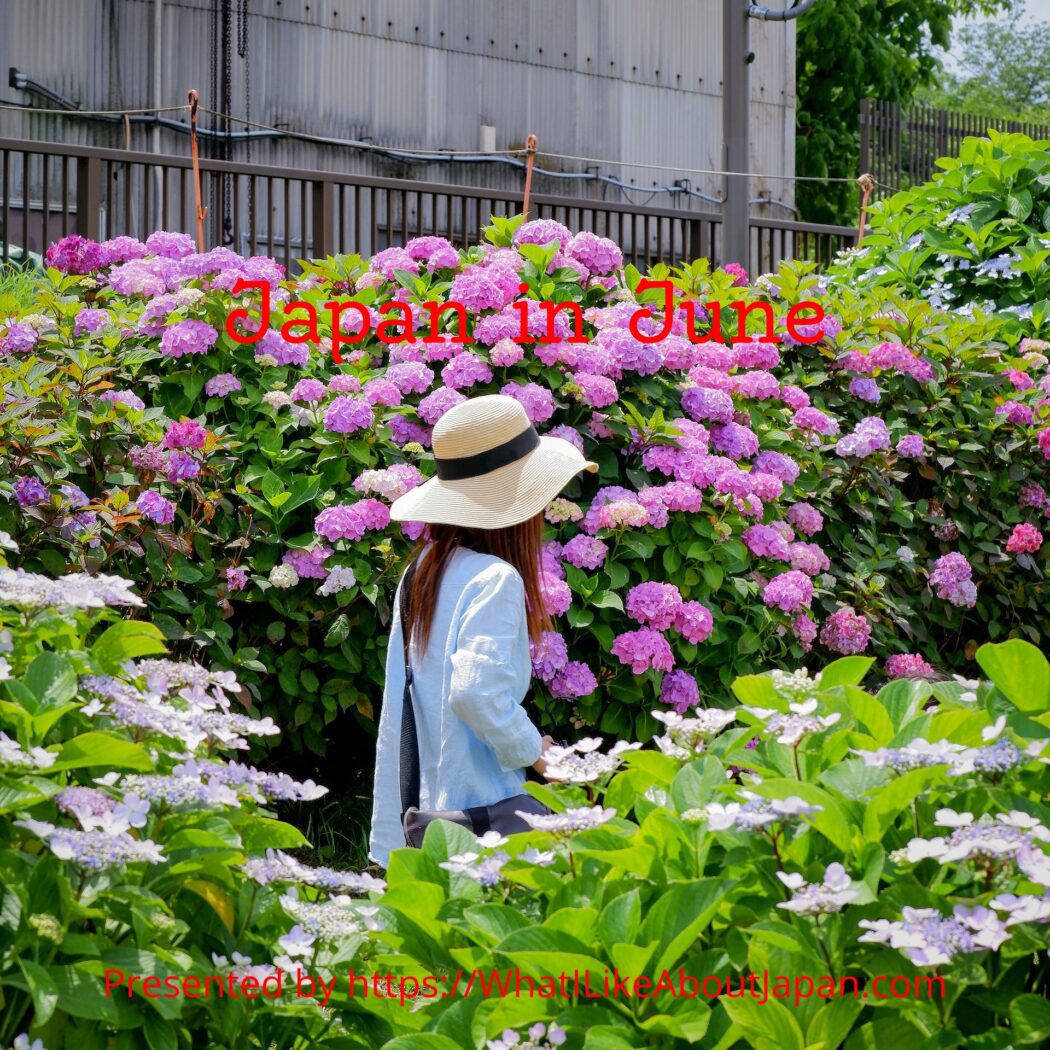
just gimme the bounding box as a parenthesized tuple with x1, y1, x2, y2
(1, 136, 856, 274)
(859, 99, 1050, 200)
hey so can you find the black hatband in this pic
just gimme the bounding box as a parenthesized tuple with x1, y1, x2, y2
(434, 426, 540, 481)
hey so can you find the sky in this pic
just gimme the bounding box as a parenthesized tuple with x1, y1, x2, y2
(940, 0, 1050, 70)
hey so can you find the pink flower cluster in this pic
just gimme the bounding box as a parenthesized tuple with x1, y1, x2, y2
(885, 653, 937, 679)
(1005, 523, 1043, 555)
(819, 607, 871, 654)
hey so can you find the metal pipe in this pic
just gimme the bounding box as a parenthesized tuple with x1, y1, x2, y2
(722, 0, 751, 265)
(748, 0, 818, 22)
(153, 0, 163, 226)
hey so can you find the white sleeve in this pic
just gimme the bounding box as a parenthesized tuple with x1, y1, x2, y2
(448, 567, 543, 772)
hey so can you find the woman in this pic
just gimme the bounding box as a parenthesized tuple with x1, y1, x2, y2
(368, 394, 597, 866)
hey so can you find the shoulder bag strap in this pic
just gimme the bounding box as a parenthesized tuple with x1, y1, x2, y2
(398, 558, 421, 818)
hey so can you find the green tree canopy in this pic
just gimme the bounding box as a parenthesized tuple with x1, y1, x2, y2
(918, 6, 1050, 121)
(796, 0, 1013, 224)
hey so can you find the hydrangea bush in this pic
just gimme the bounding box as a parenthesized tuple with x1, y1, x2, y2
(830, 130, 1050, 344)
(2, 532, 1047, 1046)
(1, 216, 1048, 760)
(0, 547, 390, 1049)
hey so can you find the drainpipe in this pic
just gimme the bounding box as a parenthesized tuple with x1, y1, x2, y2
(153, 0, 163, 227)
(721, 0, 818, 267)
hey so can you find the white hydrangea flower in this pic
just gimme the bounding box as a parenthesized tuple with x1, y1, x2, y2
(777, 863, 858, 916)
(269, 564, 299, 589)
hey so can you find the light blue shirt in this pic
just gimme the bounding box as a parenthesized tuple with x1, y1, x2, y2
(368, 545, 543, 866)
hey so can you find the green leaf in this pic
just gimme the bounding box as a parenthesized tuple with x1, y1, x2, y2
(47, 964, 119, 1022)
(746, 779, 854, 852)
(976, 639, 1050, 713)
(19, 956, 59, 1026)
(50, 731, 154, 772)
(384, 1037, 467, 1050)
(818, 656, 874, 689)
(91, 621, 167, 673)
(722, 993, 804, 1050)
(24, 653, 78, 708)
(862, 767, 944, 842)
(1010, 993, 1050, 1044)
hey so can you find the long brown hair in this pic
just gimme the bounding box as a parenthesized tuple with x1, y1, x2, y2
(403, 511, 552, 653)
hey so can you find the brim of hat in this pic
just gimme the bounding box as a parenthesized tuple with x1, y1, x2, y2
(389, 435, 598, 529)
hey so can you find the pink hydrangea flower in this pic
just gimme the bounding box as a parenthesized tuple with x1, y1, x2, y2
(562, 535, 608, 570)
(762, 570, 814, 613)
(611, 629, 675, 674)
(162, 420, 208, 450)
(885, 653, 937, 679)
(531, 631, 569, 682)
(820, 607, 871, 654)
(160, 319, 218, 358)
(675, 601, 714, 644)
(540, 574, 572, 616)
(786, 502, 823, 536)
(1006, 523, 1043, 555)
(626, 582, 683, 630)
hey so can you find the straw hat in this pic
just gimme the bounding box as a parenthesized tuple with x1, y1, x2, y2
(389, 394, 597, 529)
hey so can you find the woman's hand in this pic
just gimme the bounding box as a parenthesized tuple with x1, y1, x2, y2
(531, 735, 555, 776)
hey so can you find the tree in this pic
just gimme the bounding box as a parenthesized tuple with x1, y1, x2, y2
(918, 9, 1050, 120)
(795, 0, 1013, 224)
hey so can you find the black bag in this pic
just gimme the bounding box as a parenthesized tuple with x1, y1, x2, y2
(398, 559, 549, 848)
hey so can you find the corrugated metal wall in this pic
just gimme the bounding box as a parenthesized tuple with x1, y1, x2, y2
(1, 0, 797, 246)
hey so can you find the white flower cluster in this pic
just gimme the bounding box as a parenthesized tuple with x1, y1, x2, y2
(269, 564, 299, 589)
(896, 809, 1050, 886)
(0, 730, 56, 770)
(243, 847, 385, 892)
(279, 887, 383, 941)
(744, 698, 840, 747)
(651, 708, 736, 760)
(0, 567, 143, 610)
(517, 805, 616, 836)
(542, 737, 641, 783)
(776, 863, 857, 916)
(15, 815, 165, 870)
(990, 892, 1050, 926)
(770, 668, 823, 703)
(859, 904, 1009, 966)
(317, 566, 356, 596)
(702, 790, 823, 832)
(487, 1023, 567, 1049)
(855, 718, 1035, 777)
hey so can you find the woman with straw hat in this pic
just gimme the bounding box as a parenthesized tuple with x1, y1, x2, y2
(368, 393, 597, 866)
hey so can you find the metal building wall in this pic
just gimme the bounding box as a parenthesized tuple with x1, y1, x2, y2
(0, 0, 797, 243)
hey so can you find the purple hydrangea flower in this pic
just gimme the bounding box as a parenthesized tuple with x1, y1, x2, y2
(675, 601, 714, 644)
(896, 434, 926, 458)
(660, 670, 700, 713)
(549, 661, 598, 699)
(323, 396, 373, 434)
(531, 631, 569, 682)
(74, 308, 111, 336)
(500, 382, 556, 424)
(786, 502, 823, 536)
(206, 373, 243, 397)
(929, 552, 977, 607)
(314, 500, 390, 542)
(13, 476, 48, 506)
(145, 230, 196, 259)
(418, 387, 467, 425)
(135, 490, 175, 525)
(160, 320, 218, 358)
